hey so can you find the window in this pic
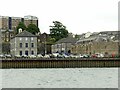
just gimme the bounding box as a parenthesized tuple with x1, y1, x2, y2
(25, 43, 28, 47)
(31, 37, 33, 40)
(20, 38, 22, 41)
(31, 51, 34, 55)
(19, 51, 22, 56)
(26, 38, 28, 41)
(20, 43, 22, 48)
(25, 51, 28, 56)
(31, 43, 34, 47)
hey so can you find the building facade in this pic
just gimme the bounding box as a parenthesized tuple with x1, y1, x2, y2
(1, 29, 14, 42)
(52, 36, 77, 54)
(10, 30, 37, 56)
(0, 15, 38, 34)
(71, 31, 120, 56)
(37, 33, 52, 55)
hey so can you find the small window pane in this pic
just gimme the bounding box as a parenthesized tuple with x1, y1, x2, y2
(20, 43, 22, 48)
(31, 43, 34, 47)
(25, 43, 28, 47)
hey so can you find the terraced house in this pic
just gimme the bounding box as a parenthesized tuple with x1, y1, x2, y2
(10, 30, 37, 56)
(71, 31, 120, 56)
(51, 35, 77, 54)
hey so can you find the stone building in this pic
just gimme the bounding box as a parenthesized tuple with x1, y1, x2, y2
(24, 15, 38, 27)
(52, 36, 77, 54)
(0, 15, 38, 34)
(10, 30, 37, 56)
(0, 29, 14, 54)
(1, 29, 14, 42)
(71, 31, 120, 56)
(37, 33, 52, 55)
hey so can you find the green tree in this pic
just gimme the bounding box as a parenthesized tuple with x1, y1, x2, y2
(46, 37, 56, 44)
(49, 21, 68, 42)
(75, 34, 80, 40)
(16, 22, 26, 34)
(26, 24, 40, 35)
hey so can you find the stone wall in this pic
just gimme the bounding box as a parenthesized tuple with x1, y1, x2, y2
(71, 41, 119, 56)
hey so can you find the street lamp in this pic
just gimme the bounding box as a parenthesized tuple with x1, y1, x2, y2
(44, 33, 47, 55)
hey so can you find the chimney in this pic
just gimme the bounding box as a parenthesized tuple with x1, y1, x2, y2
(18, 28, 22, 33)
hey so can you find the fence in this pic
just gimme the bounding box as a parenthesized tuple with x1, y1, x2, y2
(1, 58, 120, 68)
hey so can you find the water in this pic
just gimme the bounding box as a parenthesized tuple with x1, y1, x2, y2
(0, 68, 118, 88)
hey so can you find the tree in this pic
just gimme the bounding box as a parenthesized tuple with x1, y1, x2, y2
(26, 24, 40, 35)
(16, 22, 26, 34)
(75, 34, 80, 40)
(49, 21, 68, 42)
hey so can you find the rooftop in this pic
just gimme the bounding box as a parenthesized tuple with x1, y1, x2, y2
(16, 30, 36, 37)
(56, 36, 77, 44)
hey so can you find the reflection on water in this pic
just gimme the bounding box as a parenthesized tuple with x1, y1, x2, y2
(1, 68, 118, 88)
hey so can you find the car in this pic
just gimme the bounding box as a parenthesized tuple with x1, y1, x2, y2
(49, 54, 55, 58)
(37, 54, 43, 58)
(57, 54, 65, 58)
(52, 53, 59, 58)
(91, 54, 97, 58)
(43, 54, 50, 58)
(62, 54, 70, 58)
(82, 54, 90, 58)
(15, 55, 22, 58)
(5, 54, 12, 58)
(29, 55, 36, 58)
(0, 54, 5, 58)
(96, 53, 104, 58)
(91, 53, 104, 58)
(22, 55, 29, 58)
(69, 54, 78, 58)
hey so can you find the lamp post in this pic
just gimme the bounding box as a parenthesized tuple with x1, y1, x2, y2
(44, 33, 47, 55)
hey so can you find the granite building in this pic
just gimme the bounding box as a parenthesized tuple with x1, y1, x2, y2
(10, 30, 37, 56)
(71, 31, 120, 56)
(52, 35, 77, 54)
(0, 29, 14, 42)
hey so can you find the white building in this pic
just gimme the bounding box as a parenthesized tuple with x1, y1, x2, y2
(10, 30, 37, 56)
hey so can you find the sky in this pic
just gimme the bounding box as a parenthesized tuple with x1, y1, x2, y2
(0, 0, 119, 34)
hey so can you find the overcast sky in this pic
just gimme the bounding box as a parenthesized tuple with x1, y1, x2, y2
(0, 0, 119, 34)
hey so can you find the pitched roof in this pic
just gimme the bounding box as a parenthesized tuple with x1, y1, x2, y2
(56, 36, 77, 44)
(16, 30, 36, 37)
(76, 34, 110, 44)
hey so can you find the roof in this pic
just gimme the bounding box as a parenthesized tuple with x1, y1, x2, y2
(76, 35, 109, 44)
(56, 36, 77, 44)
(16, 30, 36, 37)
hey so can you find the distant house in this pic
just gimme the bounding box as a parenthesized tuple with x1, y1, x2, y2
(0, 29, 14, 42)
(51, 36, 77, 54)
(71, 31, 120, 56)
(10, 30, 37, 56)
(37, 32, 52, 55)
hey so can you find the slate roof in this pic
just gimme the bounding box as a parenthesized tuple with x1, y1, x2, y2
(56, 36, 77, 44)
(16, 30, 36, 37)
(76, 35, 109, 44)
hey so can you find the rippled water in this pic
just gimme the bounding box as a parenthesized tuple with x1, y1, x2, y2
(0, 68, 118, 88)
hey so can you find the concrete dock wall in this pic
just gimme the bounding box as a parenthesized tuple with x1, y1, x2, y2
(1, 58, 120, 68)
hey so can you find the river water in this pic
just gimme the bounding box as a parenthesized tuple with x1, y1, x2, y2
(0, 68, 118, 88)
